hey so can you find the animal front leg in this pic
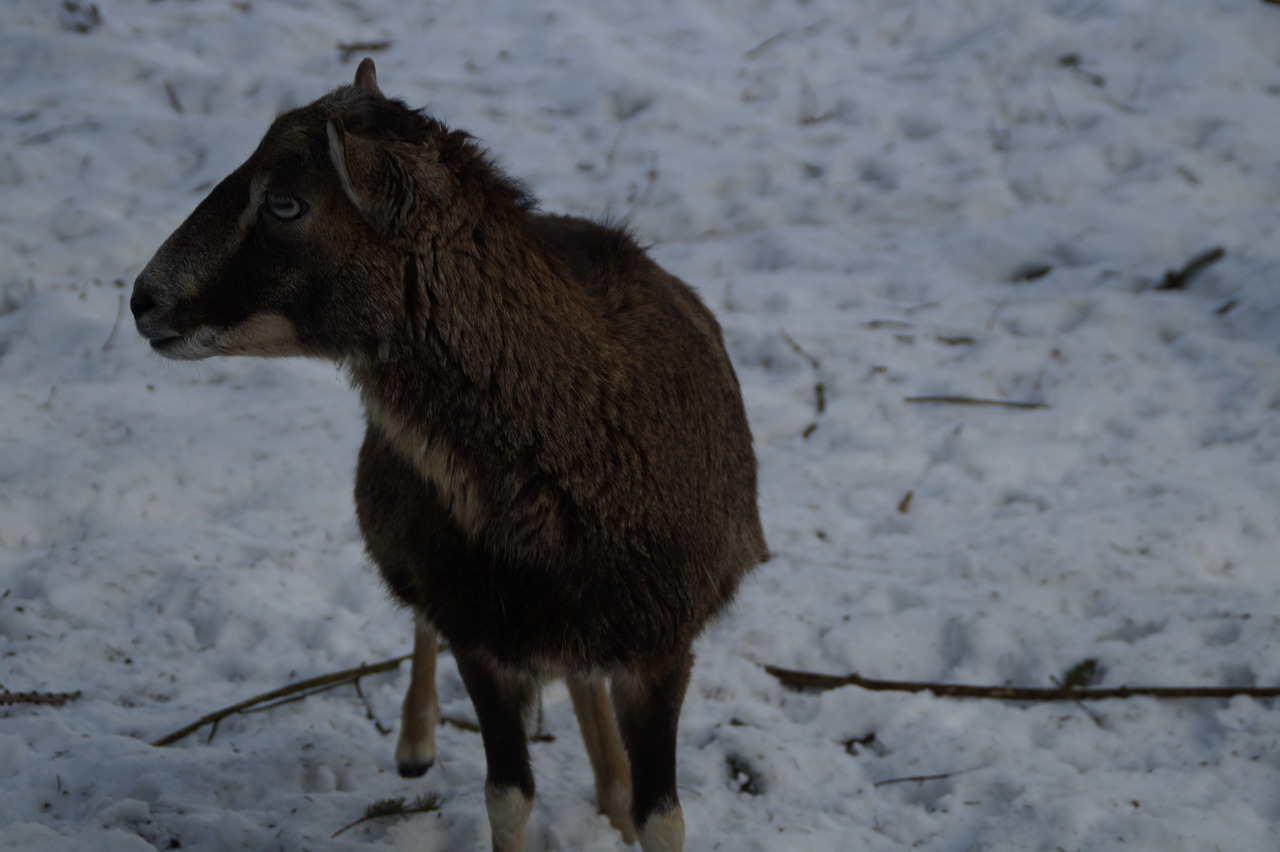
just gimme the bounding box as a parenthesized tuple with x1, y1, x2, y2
(567, 675, 636, 843)
(396, 610, 440, 777)
(455, 654, 537, 852)
(612, 652, 693, 852)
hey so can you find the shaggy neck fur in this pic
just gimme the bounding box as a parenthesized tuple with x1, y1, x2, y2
(345, 142, 617, 561)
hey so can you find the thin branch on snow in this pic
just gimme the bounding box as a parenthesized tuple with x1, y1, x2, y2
(331, 793, 443, 839)
(152, 653, 558, 747)
(904, 395, 1048, 410)
(873, 771, 961, 788)
(1156, 246, 1226, 291)
(151, 655, 411, 747)
(779, 328, 825, 436)
(763, 665, 1280, 701)
(0, 690, 82, 707)
(336, 41, 391, 64)
(101, 293, 126, 352)
(779, 328, 819, 369)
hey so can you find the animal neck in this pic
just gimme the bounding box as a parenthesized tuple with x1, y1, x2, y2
(346, 204, 613, 555)
(349, 204, 606, 456)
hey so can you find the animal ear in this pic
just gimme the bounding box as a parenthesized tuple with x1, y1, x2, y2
(327, 117, 424, 236)
(353, 57, 382, 95)
(327, 117, 362, 213)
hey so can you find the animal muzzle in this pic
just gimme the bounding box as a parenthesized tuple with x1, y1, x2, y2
(130, 265, 219, 361)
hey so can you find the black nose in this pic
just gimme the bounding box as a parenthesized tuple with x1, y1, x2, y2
(130, 289, 156, 321)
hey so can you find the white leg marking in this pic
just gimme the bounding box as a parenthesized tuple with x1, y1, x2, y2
(638, 805, 684, 852)
(485, 782, 533, 852)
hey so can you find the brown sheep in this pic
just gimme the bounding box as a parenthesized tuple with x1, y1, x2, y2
(131, 59, 766, 851)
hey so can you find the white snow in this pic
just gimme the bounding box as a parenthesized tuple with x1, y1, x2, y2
(3, 0, 1280, 850)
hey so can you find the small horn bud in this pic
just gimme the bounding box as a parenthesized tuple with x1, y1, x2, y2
(354, 58, 381, 94)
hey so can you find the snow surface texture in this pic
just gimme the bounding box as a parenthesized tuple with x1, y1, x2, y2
(2, 1, 1279, 850)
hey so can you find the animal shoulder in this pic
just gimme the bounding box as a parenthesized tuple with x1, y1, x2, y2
(527, 214, 656, 299)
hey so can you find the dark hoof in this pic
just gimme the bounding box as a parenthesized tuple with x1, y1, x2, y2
(398, 759, 433, 778)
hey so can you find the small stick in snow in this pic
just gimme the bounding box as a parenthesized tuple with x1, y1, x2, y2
(0, 690, 82, 706)
(1050, 675, 1105, 728)
(352, 678, 393, 736)
(151, 655, 410, 747)
(904, 395, 1048, 410)
(164, 81, 184, 115)
(873, 771, 960, 788)
(763, 665, 1280, 701)
(779, 329, 819, 369)
(336, 41, 391, 63)
(744, 30, 788, 60)
(152, 654, 556, 748)
(331, 793, 443, 839)
(1156, 246, 1226, 291)
(985, 298, 1008, 331)
(101, 293, 126, 352)
(780, 328, 826, 430)
(1009, 262, 1053, 283)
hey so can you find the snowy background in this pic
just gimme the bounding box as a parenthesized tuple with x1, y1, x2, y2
(3, 0, 1280, 849)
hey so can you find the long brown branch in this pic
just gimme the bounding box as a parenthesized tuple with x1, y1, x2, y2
(1, 690, 82, 706)
(762, 665, 1280, 700)
(152, 655, 411, 747)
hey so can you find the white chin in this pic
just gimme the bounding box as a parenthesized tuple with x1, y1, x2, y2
(151, 329, 220, 360)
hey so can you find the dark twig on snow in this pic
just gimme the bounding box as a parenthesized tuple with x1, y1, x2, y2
(1156, 246, 1226, 291)
(763, 665, 1280, 700)
(152, 651, 556, 748)
(779, 329, 819, 369)
(1010, 262, 1053, 283)
(745, 30, 788, 60)
(873, 771, 960, 788)
(101, 293, 126, 352)
(337, 41, 392, 63)
(151, 655, 411, 747)
(164, 80, 184, 115)
(780, 329, 825, 436)
(1050, 675, 1106, 727)
(904, 395, 1048, 410)
(1, 690, 82, 706)
(332, 793, 443, 838)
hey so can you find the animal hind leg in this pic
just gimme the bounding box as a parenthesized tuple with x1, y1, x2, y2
(611, 651, 693, 852)
(396, 610, 441, 777)
(455, 654, 537, 852)
(567, 675, 636, 843)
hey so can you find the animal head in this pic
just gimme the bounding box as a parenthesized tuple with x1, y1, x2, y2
(130, 60, 485, 362)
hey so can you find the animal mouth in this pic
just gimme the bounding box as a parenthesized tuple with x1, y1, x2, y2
(145, 329, 219, 361)
(150, 335, 185, 351)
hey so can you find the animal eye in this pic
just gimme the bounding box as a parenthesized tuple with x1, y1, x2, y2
(265, 193, 308, 222)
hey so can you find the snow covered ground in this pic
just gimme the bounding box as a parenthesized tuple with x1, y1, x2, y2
(3, 0, 1280, 849)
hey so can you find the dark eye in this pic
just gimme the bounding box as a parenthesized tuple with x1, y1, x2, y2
(265, 193, 308, 222)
